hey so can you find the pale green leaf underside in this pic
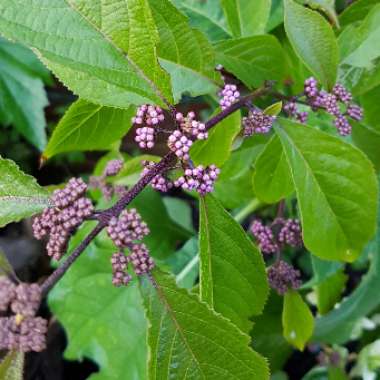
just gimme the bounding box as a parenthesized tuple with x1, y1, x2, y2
(44, 99, 135, 159)
(282, 291, 314, 351)
(221, 0, 271, 37)
(49, 233, 147, 380)
(0, 39, 48, 151)
(253, 134, 294, 204)
(0, 0, 172, 109)
(284, 0, 338, 90)
(0, 157, 50, 227)
(276, 119, 378, 262)
(199, 195, 269, 333)
(214, 36, 286, 89)
(141, 269, 269, 380)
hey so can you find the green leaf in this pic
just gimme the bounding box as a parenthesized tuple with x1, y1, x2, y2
(282, 290, 314, 350)
(130, 188, 191, 259)
(190, 109, 241, 167)
(0, 157, 50, 227)
(339, 0, 380, 28)
(171, 0, 231, 41)
(221, 0, 272, 37)
(44, 100, 135, 159)
(148, 0, 217, 102)
(284, 0, 338, 90)
(49, 230, 147, 380)
(140, 269, 270, 380)
(275, 118, 378, 262)
(303, 0, 339, 27)
(0, 38, 48, 150)
(316, 270, 347, 315)
(0, 0, 173, 108)
(0, 351, 24, 380)
(199, 195, 269, 333)
(251, 294, 292, 372)
(264, 101, 283, 116)
(214, 136, 269, 208)
(163, 197, 195, 234)
(253, 135, 294, 204)
(214, 35, 286, 89)
(314, 187, 380, 344)
(338, 5, 380, 94)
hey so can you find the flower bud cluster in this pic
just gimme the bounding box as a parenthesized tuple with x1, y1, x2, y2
(174, 165, 220, 196)
(89, 159, 126, 200)
(284, 101, 309, 124)
(267, 260, 301, 295)
(251, 217, 303, 254)
(106, 209, 149, 248)
(0, 280, 48, 352)
(132, 105, 165, 149)
(32, 178, 94, 260)
(141, 160, 173, 193)
(176, 112, 208, 140)
(111, 252, 132, 287)
(219, 84, 240, 110)
(243, 109, 276, 136)
(303, 77, 363, 136)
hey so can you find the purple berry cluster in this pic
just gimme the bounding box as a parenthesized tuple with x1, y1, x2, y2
(251, 220, 279, 254)
(284, 101, 309, 124)
(168, 130, 193, 160)
(303, 77, 363, 136)
(219, 84, 240, 110)
(174, 165, 220, 196)
(176, 111, 208, 140)
(267, 260, 301, 295)
(243, 109, 276, 136)
(0, 280, 48, 352)
(251, 218, 303, 254)
(132, 105, 165, 149)
(107, 209, 149, 248)
(33, 178, 94, 261)
(89, 159, 126, 200)
(141, 160, 173, 192)
(110, 244, 155, 287)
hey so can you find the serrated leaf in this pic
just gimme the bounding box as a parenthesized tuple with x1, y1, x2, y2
(0, 0, 172, 109)
(140, 269, 270, 380)
(190, 109, 241, 167)
(171, 0, 231, 41)
(214, 35, 286, 89)
(48, 230, 147, 380)
(275, 118, 378, 262)
(148, 0, 217, 102)
(314, 186, 380, 344)
(199, 195, 269, 333)
(316, 269, 347, 315)
(253, 135, 294, 204)
(284, 0, 338, 90)
(0, 38, 48, 150)
(0, 157, 50, 227)
(0, 351, 24, 380)
(221, 0, 272, 37)
(44, 100, 135, 159)
(282, 290, 314, 350)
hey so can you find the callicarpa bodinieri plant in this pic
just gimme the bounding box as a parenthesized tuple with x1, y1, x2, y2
(0, 0, 379, 379)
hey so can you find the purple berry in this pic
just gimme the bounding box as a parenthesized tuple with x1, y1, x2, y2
(176, 111, 208, 140)
(334, 114, 352, 136)
(251, 220, 278, 254)
(141, 161, 174, 193)
(332, 84, 352, 105)
(304, 77, 319, 98)
(284, 101, 298, 116)
(167, 130, 193, 160)
(278, 219, 303, 248)
(11, 283, 41, 317)
(103, 159, 124, 177)
(129, 243, 155, 276)
(0, 277, 15, 312)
